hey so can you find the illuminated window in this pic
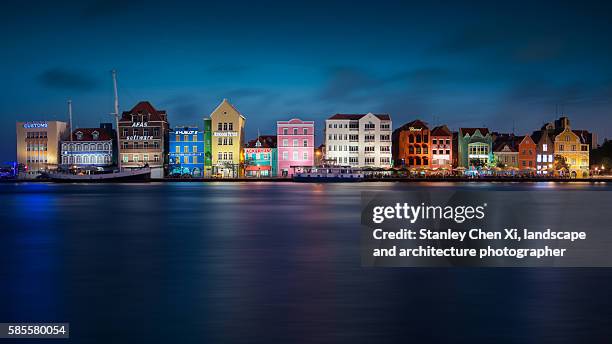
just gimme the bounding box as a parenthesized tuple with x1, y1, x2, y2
(543, 144, 548, 152)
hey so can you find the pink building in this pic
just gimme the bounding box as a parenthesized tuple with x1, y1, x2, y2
(277, 118, 315, 177)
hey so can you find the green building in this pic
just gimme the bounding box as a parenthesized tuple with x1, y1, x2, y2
(203, 118, 212, 176)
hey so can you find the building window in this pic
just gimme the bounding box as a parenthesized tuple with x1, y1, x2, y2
(144, 142, 149, 149)
(303, 139, 308, 147)
(153, 128, 159, 136)
(176, 146, 180, 153)
(193, 156, 198, 164)
(133, 154, 139, 163)
(218, 152, 223, 160)
(144, 154, 149, 162)
(543, 144, 548, 152)
(193, 146, 197, 153)
(303, 151, 308, 160)
(184, 156, 189, 164)
(228, 123, 233, 131)
(282, 151, 288, 160)
(154, 142, 159, 149)
(123, 142, 128, 149)
(223, 123, 228, 130)
(184, 135, 189, 141)
(293, 128, 298, 135)
(293, 151, 298, 161)
(123, 155, 128, 163)
(218, 123, 223, 130)
(303, 128, 308, 135)
(293, 139, 298, 147)
(184, 145, 189, 153)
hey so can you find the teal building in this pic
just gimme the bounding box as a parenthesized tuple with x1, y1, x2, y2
(244, 135, 277, 177)
(457, 128, 494, 169)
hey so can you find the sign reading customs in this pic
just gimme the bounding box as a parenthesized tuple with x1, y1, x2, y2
(23, 121, 48, 129)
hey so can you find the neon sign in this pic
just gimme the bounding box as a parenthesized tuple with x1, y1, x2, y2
(213, 132, 238, 137)
(23, 121, 48, 129)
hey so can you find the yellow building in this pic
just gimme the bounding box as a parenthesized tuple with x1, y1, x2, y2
(209, 99, 246, 177)
(16, 120, 68, 175)
(554, 127, 589, 178)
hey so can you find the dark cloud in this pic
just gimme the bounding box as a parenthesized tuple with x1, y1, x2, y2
(37, 68, 98, 91)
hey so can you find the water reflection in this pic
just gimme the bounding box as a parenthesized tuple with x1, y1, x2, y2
(0, 182, 611, 342)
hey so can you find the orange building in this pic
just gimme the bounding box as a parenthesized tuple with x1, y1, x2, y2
(517, 135, 537, 172)
(392, 120, 430, 168)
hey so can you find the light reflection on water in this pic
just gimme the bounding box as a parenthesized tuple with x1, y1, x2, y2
(0, 182, 611, 343)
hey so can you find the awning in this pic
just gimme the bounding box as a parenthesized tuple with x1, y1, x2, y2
(246, 165, 271, 171)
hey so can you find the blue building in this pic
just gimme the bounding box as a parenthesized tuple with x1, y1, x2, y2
(169, 126, 205, 177)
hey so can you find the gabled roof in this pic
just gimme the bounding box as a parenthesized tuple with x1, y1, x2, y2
(246, 135, 277, 148)
(431, 125, 452, 136)
(121, 101, 167, 121)
(70, 128, 113, 141)
(210, 98, 246, 120)
(396, 119, 429, 131)
(460, 128, 490, 137)
(328, 113, 391, 120)
(493, 140, 517, 152)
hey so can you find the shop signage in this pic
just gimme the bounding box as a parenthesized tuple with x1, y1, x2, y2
(245, 148, 272, 153)
(213, 132, 238, 137)
(132, 122, 148, 127)
(176, 130, 198, 135)
(23, 121, 48, 129)
(126, 135, 154, 140)
(409, 127, 422, 132)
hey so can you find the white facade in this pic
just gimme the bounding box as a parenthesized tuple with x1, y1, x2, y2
(324, 113, 392, 167)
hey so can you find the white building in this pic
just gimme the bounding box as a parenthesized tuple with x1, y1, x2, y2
(324, 113, 392, 167)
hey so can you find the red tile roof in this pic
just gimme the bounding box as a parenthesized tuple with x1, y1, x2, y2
(329, 113, 391, 120)
(120, 101, 167, 122)
(431, 125, 452, 136)
(71, 128, 114, 141)
(460, 128, 490, 136)
(246, 135, 277, 148)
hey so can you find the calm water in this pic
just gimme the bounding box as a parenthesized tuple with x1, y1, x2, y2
(1, 182, 612, 343)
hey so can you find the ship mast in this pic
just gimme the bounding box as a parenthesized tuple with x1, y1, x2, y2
(111, 70, 121, 170)
(68, 99, 73, 141)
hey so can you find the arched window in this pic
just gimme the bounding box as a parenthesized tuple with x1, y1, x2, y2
(423, 157, 429, 165)
(83, 156, 89, 164)
(76, 156, 82, 164)
(97, 143, 103, 150)
(409, 145, 414, 154)
(415, 157, 421, 165)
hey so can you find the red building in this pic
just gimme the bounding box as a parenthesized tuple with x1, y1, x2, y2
(517, 135, 537, 172)
(392, 120, 430, 168)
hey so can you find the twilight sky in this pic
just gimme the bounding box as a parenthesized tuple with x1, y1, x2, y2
(2, 0, 612, 160)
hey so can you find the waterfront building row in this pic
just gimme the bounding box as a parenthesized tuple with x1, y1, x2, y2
(15, 101, 597, 178)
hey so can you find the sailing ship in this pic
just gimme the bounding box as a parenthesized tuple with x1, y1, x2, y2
(49, 71, 151, 182)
